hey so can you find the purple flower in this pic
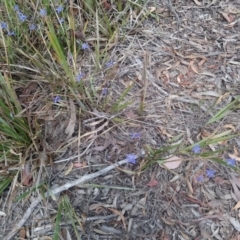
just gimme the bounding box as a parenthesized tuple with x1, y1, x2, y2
(130, 132, 141, 139)
(7, 31, 15, 36)
(226, 158, 236, 167)
(56, 5, 63, 14)
(76, 73, 84, 82)
(102, 87, 108, 96)
(29, 24, 37, 31)
(14, 5, 19, 11)
(126, 153, 137, 164)
(59, 18, 64, 24)
(105, 60, 114, 68)
(206, 169, 216, 178)
(18, 12, 27, 22)
(39, 8, 47, 17)
(53, 95, 61, 103)
(196, 175, 204, 182)
(81, 43, 90, 50)
(192, 145, 201, 154)
(0, 22, 8, 30)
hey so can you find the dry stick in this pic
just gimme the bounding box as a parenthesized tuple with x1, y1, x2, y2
(4, 159, 128, 240)
(140, 51, 148, 113)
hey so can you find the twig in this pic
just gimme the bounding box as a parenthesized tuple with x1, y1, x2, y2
(33, 214, 118, 233)
(167, 0, 181, 32)
(4, 159, 128, 240)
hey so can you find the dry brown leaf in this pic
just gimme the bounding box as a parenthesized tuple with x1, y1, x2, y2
(84, 118, 105, 127)
(101, 0, 111, 10)
(109, 208, 127, 230)
(89, 203, 113, 211)
(198, 59, 206, 67)
(184, 54, 207, 60)
(73, 161, 87, 168)
(19, 227, 26, 239)
(219, 11, 232, 23)
(162, 156, 182, 169)
(229, 178, 240, 201)
(233, 201, 240, 210)
(72, 29, 85, 41)
(65, 162, 73, 175)
(180, 231, 191, 240)
(146, 180, 158, 187)
(228, 14, 235, 22)
(73, 162, 83, 168)
(193, 0, 202, 6)
(201, 129, 212, 137)
(148, 7, 156, 13)
(21, 162, 32, 186)
(229, 154, 240, 161)
(125, 110, 138, 119)
(234, 146, 239, 156)
(65, 99, 76, 139)
(190, 60, 199, 74)
(161, 217, 175, 225)
(186, 179, 193, 195)
(177, 75, 181, 84)
(224, 124, 236, 132)
(158, 127, 173, 138)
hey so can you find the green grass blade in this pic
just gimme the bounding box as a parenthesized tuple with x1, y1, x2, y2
(206, 95, 240, 125)
(110, 85, 133, 113)
(53, 201, 64, 240)
(0, 177, 13, 194)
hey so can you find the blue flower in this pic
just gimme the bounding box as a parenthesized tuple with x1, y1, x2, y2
(192, 145, 201, 154)
(14, 5, 19, 11)
(126, 153, 137, 164)
(130, 132, 141, 139)
(105, 60, 114, 68)
(76, 73, 84, 82)
(196, 175, 204, 182)
(7, 31, 15, 36)
(18, 12, 27, 22)
(59, 18, 64, 24)
(29, 24, 37, 31)
(81, 43, 90, 50)
(39, 8, 47, 17)
(0, 22, 8, 30)
(206, 169, 216, 178)
(53, 95, 61, 103)
(226, 158, 236, 167)
(56, 5, 63, 14)
(102, 87, 108, 96)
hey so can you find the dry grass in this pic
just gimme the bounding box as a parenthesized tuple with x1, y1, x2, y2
(1, 0, 240, 239)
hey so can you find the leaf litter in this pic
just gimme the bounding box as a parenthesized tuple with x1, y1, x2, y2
(1, 0, 240, 239)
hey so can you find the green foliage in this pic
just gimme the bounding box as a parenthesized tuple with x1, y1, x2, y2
(0, 176, 13, 193)
(146, 97, 240, 171)
(0, 74, 31, 165)
(53, 195, 82, 240)
(206, 95, 240, 124)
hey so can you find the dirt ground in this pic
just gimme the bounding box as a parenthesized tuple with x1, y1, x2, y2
(1, 0, 240, 239)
